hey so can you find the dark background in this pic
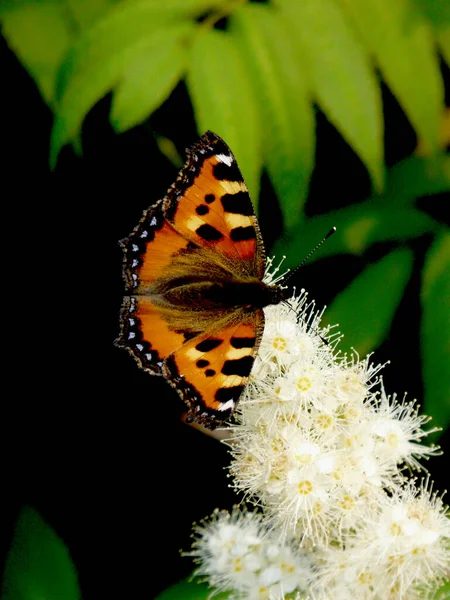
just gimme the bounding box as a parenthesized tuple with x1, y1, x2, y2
(1, 32, 449, 599)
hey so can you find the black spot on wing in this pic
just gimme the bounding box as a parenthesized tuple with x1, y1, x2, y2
(213, 161, 244, 183)
(196, 205, 209, 216)
(205, 369, 216, 377)
(209, 135, 233, 156)
(231, 337, 256, 349)
(221, 356, 254, 377)
(196, 359, 210, 368)
(196, 339, 222, 352)
(181, 330, 197, 341)
(205, 194, 215, 204)
(221, 192, 253, 215)
(230, 226, 256, 242)
(163, 347, 235, 429)
(196, 223, 223, 242)
(215, 385, 244, 403)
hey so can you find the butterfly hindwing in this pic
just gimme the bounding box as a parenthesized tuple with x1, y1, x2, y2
(163, 314, 264, 425)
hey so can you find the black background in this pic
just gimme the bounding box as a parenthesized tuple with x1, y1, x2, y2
(1, 26, 449, 600)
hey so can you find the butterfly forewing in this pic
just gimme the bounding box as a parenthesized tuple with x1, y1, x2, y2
(120, 200, 190, 293)
(163, 132, 266, 279)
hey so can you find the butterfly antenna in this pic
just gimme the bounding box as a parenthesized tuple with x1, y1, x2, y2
(283, 227, 336, 284)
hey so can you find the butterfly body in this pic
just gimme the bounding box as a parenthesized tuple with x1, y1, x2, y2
(152, 270, 285, 310)
(117, 131, 287, 427)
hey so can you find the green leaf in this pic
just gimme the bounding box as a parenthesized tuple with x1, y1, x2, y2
(415, 0, 450, 28)
(50, 0, 224, 165)
(421, 231, 450, 431)
(187, 28, 262, 203)
(66, 0, 116, 30)
(431, 579, 450, 599)
(338, 0, 444, 155)
(375, 153, 450, 206)
(110, 27, 190, 132)
(272, 204, 438, 270)
(155, 580, 231, 600)
(55, 0, 221, 96)
(1, 506, 81, 600)
(1, 1, 76, 106)
(437, 26, 450, 68)
(323, 248, 414, 356)
(276, 0, 384, 191)
(231, 4, 315, 229)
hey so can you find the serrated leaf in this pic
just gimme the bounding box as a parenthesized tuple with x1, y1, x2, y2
(55, 0, 222, 94)
(187, 28, 262, 203)
(1, 506, 81, 600)
(421, 231, 450, 431)
(1, 1, 75, 106)
(323, 248, 414, 356)
(272, 204, 438, 270)
(276, 0, 384, 191)
(338, 0, 444, 155)
(110, 26, 191, 131)
(50, 0, 225, 165)
(231, 4, 314, 229)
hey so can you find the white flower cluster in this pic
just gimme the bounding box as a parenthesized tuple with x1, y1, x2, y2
(190, 508, 312, 600)
(190, 290, 450, 599)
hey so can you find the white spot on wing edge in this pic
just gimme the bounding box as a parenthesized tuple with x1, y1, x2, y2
(218, 399, 235, 412)
(216, 153, 233, 167)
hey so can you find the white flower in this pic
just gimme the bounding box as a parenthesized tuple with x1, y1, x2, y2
(258, 312, 306, 367)
(369, 387, 441, 469)
(189, 289, 449, 599)
(188, 507, 314, 599)
(315, 479, 450, 599)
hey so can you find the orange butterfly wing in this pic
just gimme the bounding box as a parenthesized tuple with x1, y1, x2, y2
(118, 295, 186, 375)
(117, 132, 269, 426)
(164, 318, 264, 425)
(163, 131, 265, 278)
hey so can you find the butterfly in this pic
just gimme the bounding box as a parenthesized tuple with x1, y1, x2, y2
(116, 131, 289, 428)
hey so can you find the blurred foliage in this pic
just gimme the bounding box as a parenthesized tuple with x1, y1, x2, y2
(1, 506, 81, 600)
(0, 506, 220, 600)
(432, 579, 450, 599)
(1, 0, 449, 454)
(1, 1, 450, 598)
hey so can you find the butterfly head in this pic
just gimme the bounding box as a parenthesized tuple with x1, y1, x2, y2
(266, 282, 290, 307)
